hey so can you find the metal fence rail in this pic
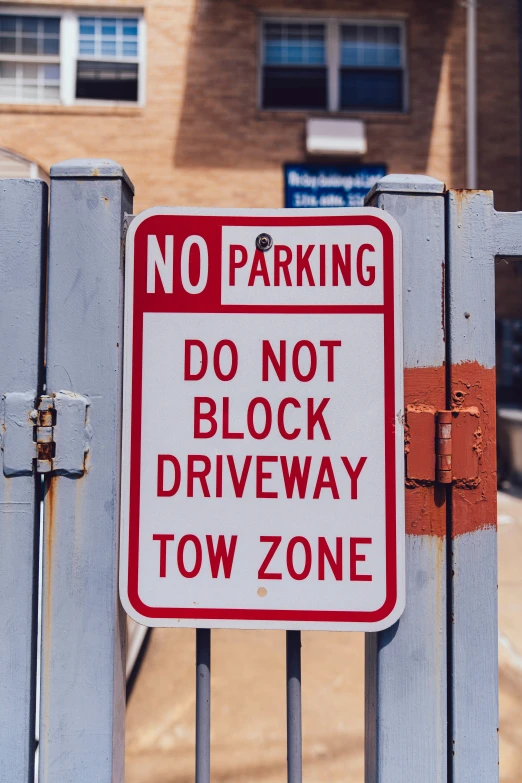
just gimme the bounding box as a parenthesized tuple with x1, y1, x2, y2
(38, 160, 134, 783)
(196, 629, 211, 783)
(365, 175, 448, 783)
(286, 631, 302, 783)
(0, 179, 47, 783)
(0, 163, 503, 783)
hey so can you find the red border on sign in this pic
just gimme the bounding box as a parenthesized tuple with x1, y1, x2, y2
(126, 214, 397, 623)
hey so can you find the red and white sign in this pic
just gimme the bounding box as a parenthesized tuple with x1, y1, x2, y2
(120, 208, 404, 631)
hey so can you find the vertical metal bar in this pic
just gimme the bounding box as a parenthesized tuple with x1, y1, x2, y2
(38, 159, 134, 783)
(196, 628, 211, 783)
(0, 179, 47, 783)
(447, 190, 498, 782)
(365, 175, 448, 783)
(286, 630, 302, 783)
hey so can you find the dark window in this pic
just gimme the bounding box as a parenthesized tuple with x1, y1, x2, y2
(339, 23, 404, 112)
(76, 61, 138, 102)
(263, 66, 327, 110)
(261, 19, 405, 113)
(340, 69, 403, 111)
(262, 22, 326, 110)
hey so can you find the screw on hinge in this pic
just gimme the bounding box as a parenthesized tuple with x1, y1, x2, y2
(436, 411, 452, 484)
(36, 395, 55, 473)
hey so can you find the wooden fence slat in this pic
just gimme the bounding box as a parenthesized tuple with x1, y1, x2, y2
(38, 160, 133, 783)
(447, 190, 499, 782)
(0, 179, 47, 783)
(365, 175, 447, 783)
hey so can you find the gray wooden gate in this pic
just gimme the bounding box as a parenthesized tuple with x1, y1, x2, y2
(0, 162, 505, 782)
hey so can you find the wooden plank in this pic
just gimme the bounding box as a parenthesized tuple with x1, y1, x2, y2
(38, 160, 134, 783)
(0, 179, 47, 783)
(365, 176, 447, 783)
(447, 190, 498, 782)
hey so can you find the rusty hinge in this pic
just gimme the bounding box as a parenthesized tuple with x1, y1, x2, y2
(436, 411, 452, 483)
(36, 395, 55, 472)
(406, 406, 480, 486)
(2, 391, 91, 476)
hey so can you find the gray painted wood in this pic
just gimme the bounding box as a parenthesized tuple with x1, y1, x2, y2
(366, 178, 446, 369)
(365, 176, 447, 783)
(367, 173, 446, 198)
(447, 190, 498, 782)
(492, 208, 522, 257)
(447, 191, 496, 369)
(0, 179, 47, 783)
(38, 160, 133, 783)
(450, 528, 498, 782)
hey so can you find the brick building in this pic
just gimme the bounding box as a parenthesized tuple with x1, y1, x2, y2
(0, 0, 518, 213)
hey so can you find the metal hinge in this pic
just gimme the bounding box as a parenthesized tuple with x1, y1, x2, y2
(36, 395, 54, 472)
(436, 411, 452, 483)
(2, 391, 91, 477)
(406, 406, 481, 486)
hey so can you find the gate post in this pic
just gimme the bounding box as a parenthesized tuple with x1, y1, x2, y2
(447, 190, 498, 782)
(38, 160, 133, 782)
(0, 180, 47, 783)
(365, 176, 448, 782)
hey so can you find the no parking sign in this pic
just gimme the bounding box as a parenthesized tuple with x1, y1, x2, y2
(119, 207, 404, 631)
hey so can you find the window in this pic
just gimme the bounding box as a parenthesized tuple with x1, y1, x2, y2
(78, 16, 138, 58)
(0, 10, 144, 106)
(0, 15, 60, 102)
(76, 17, 139, 101)
(263, 22, 327, 110)
(340, 24, 402, 111)
(261, 19, 406, 113)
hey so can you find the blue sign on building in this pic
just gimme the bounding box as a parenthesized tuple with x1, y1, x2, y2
(284, 163, 387, 208)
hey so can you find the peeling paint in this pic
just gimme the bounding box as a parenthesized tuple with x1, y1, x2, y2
(404, 365, 447, 537)
(451, 361, 496, 536)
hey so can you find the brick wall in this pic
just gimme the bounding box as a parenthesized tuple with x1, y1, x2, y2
(0, 0, 518, 212)
(478, 0, 520, 211)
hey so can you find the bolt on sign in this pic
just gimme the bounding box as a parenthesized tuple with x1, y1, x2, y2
(120, 208, 405, 631)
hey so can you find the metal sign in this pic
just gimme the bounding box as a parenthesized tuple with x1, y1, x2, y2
(284, 163, 387, 208)
(120, 207, 404, 631)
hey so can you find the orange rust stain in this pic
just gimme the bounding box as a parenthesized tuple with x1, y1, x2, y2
(73, 477, 84, 566)
(407, 483, 447, 536)
(404, 365, 447, 537)
(450, 361, 496, 536)
(405, 366, 446, 406)
(41, 475, 57, 740)
(452, 408, 480, 486)
(451, 189, 491, 205)
(45, 476, 56, 580)
(43, 477, 57, 643)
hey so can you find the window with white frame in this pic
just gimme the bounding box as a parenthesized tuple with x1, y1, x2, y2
(261, 19, 405, 112)
(0, 15, 60, 102)
(0, 10, 144, 105)
(76, 17, 140, 102)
